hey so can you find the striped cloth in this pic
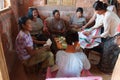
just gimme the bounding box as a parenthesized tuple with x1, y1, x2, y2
(78, 29, 101, 49)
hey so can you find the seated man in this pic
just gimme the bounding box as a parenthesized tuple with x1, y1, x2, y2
(44, 9, 67, 37)
(15, 16, 54, 72)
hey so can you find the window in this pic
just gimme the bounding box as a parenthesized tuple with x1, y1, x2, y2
(0, 0, 10, 10)
(47, 0, 76, 6)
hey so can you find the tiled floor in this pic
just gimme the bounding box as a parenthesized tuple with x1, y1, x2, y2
(10, 51, 111, 80)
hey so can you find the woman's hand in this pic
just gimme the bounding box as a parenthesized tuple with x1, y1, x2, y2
(82, 25, 87, 30)
(78, 28, 84, 32)
(61, 29, 65, 33)
(74, 24, 80, 28)
(92, 36, 98, 39)
(32, 36, 37, 40)
(83, 31, 91, 36)
(92, 35, 101, 39)
(70, 24, 79, 28)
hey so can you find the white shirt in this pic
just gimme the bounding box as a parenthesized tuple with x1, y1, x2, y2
(101, 11, 120, 38)
(56, 50, 90, 77)
(90, 5, 117, 31)
(89, 5, 119, 37)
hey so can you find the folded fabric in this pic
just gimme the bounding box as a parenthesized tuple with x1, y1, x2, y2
(78, 29, 101, 49)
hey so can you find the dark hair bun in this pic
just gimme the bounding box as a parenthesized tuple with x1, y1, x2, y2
(76, 7, 83, 14)
(65, 30, 78, 45)
(18, 16, 29, 29)
(53, 9, 59, 15)
(103, 3, 108, 9)
(93, 1, 108, 10)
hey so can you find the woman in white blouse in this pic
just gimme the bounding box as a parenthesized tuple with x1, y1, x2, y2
(82, 0, 117, 29)
(79, 0, 117, 49)
(90, 1, 120, 39)
(89, 1, 120, 73)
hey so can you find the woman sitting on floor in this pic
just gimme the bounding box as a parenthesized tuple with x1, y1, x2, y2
(27, 7, 47, 47)
(15, 16, 54, 71)
(56, 30, 91, 77)
(44, 9, 67, 37)
(69, 7, 86, 31)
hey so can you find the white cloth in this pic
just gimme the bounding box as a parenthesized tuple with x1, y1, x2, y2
(100, 11, 120, 38)
(89, 14, 103, 32)
(43, 38, 52, 46)
(78, 29, 101, 49)
(56, 51, 90, 77)
(89, 10, 120, 38)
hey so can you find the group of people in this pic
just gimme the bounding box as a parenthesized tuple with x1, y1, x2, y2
(15, 0, 120, 78)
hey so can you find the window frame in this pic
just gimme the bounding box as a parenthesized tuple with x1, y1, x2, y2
(46, 0, 76, 6)
(0, 0, 10, 11)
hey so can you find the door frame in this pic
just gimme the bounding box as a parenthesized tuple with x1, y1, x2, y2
(0, 36, 9, 80)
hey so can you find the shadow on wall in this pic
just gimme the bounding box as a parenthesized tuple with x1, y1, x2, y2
(10, 11, 19, 49)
